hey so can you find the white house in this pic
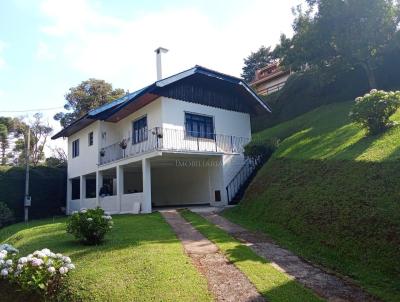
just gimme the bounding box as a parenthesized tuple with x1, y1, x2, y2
(52, 64, 271, 214)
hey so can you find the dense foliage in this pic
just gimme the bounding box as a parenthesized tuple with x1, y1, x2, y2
(275, 0, 400, 89)
(350, 90, 400, 135)
(244, 138, 279, 161)
(0, 166, 66, 221)
(66, 208, 113, 245)
(0, 247, 74, 300)
(241, 46, 275, 83)
(0, 202, 14, 228)
(54, 79, 125, 128)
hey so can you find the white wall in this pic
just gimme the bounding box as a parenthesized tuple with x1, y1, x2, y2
(161, 97, 251, 138)
(151, 164, 217, 206)
(68, 121, 100, 178)
(99, 98, 163, 149)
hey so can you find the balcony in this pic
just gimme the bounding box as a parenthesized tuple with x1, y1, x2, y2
(99, 127, 250, 165)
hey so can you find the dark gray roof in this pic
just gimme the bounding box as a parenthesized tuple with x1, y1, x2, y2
(52, 65, 271, 139)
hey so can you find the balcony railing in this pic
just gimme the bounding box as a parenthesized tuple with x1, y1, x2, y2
(99, 127, 250, 165)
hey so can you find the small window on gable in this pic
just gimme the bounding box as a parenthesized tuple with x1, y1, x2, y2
(185, 113, 214, 139)
(88, 132, 93, 146)
(72, 139, 79, 158)
(132, 116, 148, 144)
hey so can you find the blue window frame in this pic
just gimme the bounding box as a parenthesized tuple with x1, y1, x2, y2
(185, 113, 214, 139)
(132, 116, 148, 144)
(72, 139, 79, 158)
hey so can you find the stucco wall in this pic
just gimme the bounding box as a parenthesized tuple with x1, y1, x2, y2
(68, 121, 100, 178)
(161, 97, 251, 138)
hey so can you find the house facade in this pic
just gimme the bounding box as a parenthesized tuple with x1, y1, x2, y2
(52, 66, 271, 214)
(250, 62, 291, 95)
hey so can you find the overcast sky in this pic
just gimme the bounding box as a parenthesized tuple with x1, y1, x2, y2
(0, 0, 304, 153)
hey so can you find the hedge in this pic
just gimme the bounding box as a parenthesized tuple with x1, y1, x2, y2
(0, 166, 67, 221)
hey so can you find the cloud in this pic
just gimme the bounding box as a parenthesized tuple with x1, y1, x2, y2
(39, 0, 301, 90)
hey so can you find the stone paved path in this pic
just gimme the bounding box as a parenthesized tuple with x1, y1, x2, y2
(199, 212, 380, 302)
(161, 210, 265, 302)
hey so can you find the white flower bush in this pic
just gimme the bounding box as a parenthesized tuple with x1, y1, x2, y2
(0, 246, 75, 299)
(67, 207, 113, 245)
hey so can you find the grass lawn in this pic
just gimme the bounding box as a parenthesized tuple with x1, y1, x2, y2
(0, 214, 212, 302)
(224, 101, 400, 301)
(180, 209, 322, 302)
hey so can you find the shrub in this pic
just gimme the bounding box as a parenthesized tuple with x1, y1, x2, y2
(66, 207, 113, 245)
(244, 138, 279, 162)
(350, 89, 400, 135)
(0, 202, 14, 228)
(0, 247, 75, 299)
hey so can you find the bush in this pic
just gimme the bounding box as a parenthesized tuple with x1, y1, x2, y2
(66, 207, 113, 245)
(244, 138, 279, 161)
(350, 89, 400, 135)
(0, 202, 14, 228)
(0, 247, 75, 299)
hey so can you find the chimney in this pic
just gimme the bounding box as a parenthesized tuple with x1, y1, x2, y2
(154, 47, 169, 80)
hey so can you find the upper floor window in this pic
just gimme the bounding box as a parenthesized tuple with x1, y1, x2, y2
(185, 113, 214, 139)
(132, 116, 148, 144)
(72, 139, 79, 158)
(88, 132, 93, 146)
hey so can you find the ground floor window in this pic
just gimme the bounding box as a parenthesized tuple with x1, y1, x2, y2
(71, 178, 80, 200)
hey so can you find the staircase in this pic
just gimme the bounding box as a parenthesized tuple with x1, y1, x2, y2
(225, 157, 264, 205)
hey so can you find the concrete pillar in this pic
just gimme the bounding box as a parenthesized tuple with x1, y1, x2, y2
(142, 158, 152, 213)
(208, 156, 226, 206)
(117, 165, 124, 213)
(80, 175, 85, 210)
(66, 179, 72, 214)
(96, 170, 103, 207)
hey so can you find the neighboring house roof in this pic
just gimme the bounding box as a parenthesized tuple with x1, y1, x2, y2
(52, 65, 271, 139)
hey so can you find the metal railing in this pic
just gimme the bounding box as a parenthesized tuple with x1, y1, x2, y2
(99, 127, 250, 165)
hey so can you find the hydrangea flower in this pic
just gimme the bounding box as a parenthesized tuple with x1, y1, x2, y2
(59, 267, 68, 275)
(1, 268, 8, 277)
(31, 258, 44, 267)
(48, 266, 56, 274)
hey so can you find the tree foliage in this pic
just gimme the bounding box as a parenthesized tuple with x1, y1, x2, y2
(275, 0, 400, 89)
(54, 79, 125, 128)
(241, 46, 275, 83)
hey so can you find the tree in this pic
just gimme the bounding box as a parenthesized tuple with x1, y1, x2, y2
(46, 147, 67, 167)
(54, 79, 125, 128)
(12, 114, 53, 166)
(276, 0, 400, 89)
(241, 46, 275, 83)
(0, 117, 14, 165)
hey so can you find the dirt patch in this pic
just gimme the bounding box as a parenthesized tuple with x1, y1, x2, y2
(200, 212, 380, 302)
(161, 210, 264, 302)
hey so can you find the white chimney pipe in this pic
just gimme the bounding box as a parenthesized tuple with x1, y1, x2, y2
(155, 47, 169, 80)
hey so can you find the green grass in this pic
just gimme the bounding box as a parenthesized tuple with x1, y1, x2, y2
(180, 209, 322, 302)
(253, 101, 400, 162)
(0, 214, 212, 302)
(225, 101, 400, 301)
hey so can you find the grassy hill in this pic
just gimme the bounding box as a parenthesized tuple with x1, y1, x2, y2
(224, 101, 400, 301)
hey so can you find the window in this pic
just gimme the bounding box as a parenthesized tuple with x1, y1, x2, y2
(72, 139, 79, 158)
(88, 132, 93, 146)
(185, 113, 214, 139)
(132, 116, 148, 144)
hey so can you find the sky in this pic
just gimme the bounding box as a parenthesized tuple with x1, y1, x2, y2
(0, 0, 304, 154)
